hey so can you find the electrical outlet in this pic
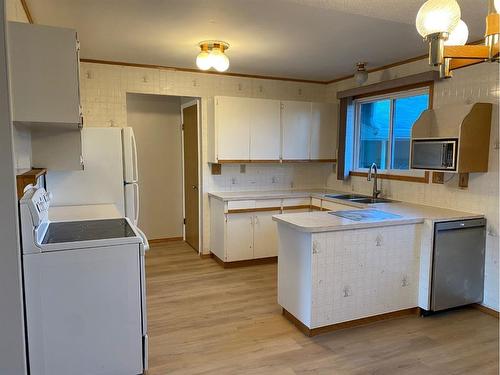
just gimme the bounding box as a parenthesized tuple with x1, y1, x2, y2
(240, 164, 246, 173)
(272, 176, 279, 184)
(231, 177, 237, 185)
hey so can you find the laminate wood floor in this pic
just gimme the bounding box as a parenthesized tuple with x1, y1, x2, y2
(146, 241, 499, 375)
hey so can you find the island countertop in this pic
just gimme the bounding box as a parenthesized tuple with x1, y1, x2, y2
(272, 201, 483, 233)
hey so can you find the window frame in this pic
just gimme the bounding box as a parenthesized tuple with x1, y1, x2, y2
(352, 86, 431, 176)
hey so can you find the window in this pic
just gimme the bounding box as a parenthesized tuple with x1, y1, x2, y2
(354, 89, 429, 171)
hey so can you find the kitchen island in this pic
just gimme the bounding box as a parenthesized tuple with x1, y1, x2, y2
(272, 201, 483, 336)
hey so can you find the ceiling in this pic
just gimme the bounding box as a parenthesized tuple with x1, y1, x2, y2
(27, 0, 488, 82)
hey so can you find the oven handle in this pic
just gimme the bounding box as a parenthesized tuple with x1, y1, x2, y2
(135, 226, 150, 252)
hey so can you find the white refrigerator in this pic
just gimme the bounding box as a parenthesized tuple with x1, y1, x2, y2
(46, 127, 140, 225)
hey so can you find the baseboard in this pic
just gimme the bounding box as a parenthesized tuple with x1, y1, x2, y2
(210, 253, 278, 268)
(199, 252, 212, 259)
(149, 237, 183, 245)
(282, 307, 421, 337)
(472, 303, 500, 318)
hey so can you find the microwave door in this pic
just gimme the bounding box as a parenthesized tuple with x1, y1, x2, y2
(412, 142, 444, 169)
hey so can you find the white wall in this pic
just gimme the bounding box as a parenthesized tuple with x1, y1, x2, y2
(79, 62, 331, 253)
(326, 61, 500, 311)
(126, 93, 184, 240)
(0, 0, 27, 373)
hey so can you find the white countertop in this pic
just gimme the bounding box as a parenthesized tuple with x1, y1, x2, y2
(272, 201, 483, 232)
(208, 189, 483, 232)
(208, 189, 332, 201)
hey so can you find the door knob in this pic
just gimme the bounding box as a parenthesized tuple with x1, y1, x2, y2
(192, 185, 198, 190)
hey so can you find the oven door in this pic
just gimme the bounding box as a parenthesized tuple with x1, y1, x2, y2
(411, 139, 457, 171)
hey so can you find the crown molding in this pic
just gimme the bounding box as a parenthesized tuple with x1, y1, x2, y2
(19, 0, 486, 86)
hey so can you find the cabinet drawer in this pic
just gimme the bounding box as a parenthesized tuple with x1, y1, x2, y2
(282, 197, 310, 210)
(227, 200, 256, 211)
(255, 199, 282, 209)
(321, 200, 358, 212)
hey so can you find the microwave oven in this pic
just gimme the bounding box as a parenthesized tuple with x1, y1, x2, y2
(411, 139, 458, 171)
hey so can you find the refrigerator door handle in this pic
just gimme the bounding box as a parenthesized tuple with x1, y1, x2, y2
(131, 131, 139, 182)
(134, 182, 140, 225)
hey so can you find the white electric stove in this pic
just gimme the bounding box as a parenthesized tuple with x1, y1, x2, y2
(20, 187, 149, 375)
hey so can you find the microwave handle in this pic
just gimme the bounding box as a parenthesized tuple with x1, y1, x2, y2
(441, 143, 448, 167)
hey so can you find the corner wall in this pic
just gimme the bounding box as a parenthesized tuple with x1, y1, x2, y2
(326, 60, 500, 311)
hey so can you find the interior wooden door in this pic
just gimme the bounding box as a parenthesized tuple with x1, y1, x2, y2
(183, 104, 199, 252)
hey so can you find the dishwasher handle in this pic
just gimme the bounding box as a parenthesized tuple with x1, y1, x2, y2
(435, 218, 486, 231)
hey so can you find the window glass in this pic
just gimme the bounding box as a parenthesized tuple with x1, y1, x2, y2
(358, 100, 391, 169)
(392, 94, 429, 169)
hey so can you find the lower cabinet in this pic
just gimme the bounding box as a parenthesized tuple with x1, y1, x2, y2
(226, 213, 254, 262)
(226, 211, 280, 262)
(253, 211, 280, 259)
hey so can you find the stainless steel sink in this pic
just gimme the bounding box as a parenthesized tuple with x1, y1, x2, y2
(324, 194, 367, 200)
(324, 194, 394, 204)
(349, 197, 393, 204)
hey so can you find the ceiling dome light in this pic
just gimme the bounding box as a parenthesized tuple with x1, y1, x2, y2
(445, 19, 469, 46)
(209, 49, 230, 72)
(196, 40, 230, 72)
(354, 62, 368, 85)
(416, 0, 461, 38)
(196, 50, 211, 70)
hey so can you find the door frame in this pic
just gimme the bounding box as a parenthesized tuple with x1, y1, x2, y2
(180, 98, 202, 254)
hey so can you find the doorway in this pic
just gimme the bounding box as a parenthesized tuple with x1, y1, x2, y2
(126, 94, 201, 252)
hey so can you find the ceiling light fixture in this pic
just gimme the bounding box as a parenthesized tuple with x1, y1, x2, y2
(354, 62, 368, 85)
(196, 40, 230, 72)
(416, 0, 499, 78)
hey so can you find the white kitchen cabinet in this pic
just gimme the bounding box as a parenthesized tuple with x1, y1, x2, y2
(209, 197, 279, 263)
(253, 210, 280, 258)
(215, 96, 250, 161)
(311, 102, 337, 160)
(226, 213, 254, 262)
(281, 101, 312, 160)
(249, 99, 281, 161)
(8, 22, 82, 127)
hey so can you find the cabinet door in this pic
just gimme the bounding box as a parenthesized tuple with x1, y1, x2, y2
(226, 213, 254, 262)
(249, 99, 281, 161)
(311, 102, 337, 160)
(215, 96, 250, 161)
(9, 22, 81, 127)
(281, 101, 312, 160)
(253, 211, 280, 259)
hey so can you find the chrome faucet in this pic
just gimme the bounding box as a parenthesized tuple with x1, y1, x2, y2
(367, 163, 381, 198)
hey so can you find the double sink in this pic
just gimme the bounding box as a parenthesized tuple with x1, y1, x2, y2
(324, 193, 394, 204)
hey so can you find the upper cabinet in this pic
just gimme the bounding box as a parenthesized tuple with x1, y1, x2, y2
(215, 96, 251, 161)
(208, 96, 336, 164)
(281, 101, 312, 161)
(8, 22, 82, 128)
(249, 98, 281, 161)
(209, 96, 281, 163)
(311, 102, 337, 160)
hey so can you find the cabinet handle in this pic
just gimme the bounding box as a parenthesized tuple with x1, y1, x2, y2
(250, 216, 254, 225)
(254, 216, 259, 225)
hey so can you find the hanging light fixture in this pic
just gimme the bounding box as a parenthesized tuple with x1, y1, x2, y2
(416, 0, 499, 78)
(354, 62, 368, 85)
(196, 40, 230, 72)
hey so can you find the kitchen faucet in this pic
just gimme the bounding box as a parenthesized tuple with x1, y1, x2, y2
(367, 163, 381, 198)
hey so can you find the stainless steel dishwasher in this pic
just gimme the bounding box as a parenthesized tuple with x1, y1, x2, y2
(430, 218, 486, 311)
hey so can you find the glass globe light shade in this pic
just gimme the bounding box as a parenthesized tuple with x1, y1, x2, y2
(209, 48, 230, 72)
(354, 69, 368, 85)
(444, 19, 469, 46)
(196, 50, 211, 70)
(416, 0, 461, 38)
